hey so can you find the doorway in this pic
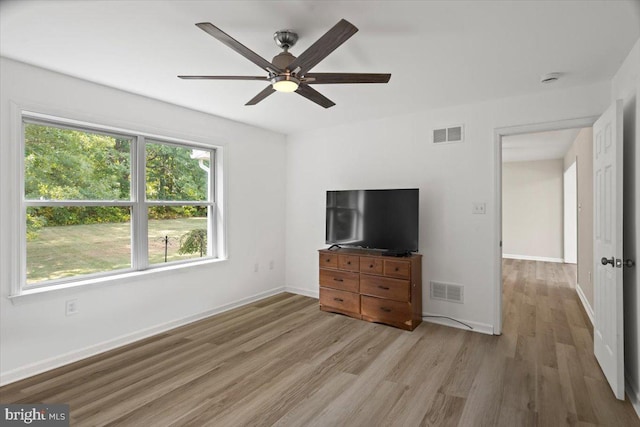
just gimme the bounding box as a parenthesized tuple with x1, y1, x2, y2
(493, 117, 597, 335)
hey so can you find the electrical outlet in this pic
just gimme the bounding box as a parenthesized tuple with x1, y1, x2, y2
(472, 202, 486, 215)
(269, 261, 274, 270)
(65, 299, 78, 316)
(254, 263, 259, 273)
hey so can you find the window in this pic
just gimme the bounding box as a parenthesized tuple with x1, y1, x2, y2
(145, 141, 212, 265)
(21, 115, 220, 291)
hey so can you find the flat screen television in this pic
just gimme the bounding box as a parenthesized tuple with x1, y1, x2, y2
(325, 188, 419, 254)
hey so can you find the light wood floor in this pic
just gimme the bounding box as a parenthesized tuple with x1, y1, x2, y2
(1, 260, 638, 426)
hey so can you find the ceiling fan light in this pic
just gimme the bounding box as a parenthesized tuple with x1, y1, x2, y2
(271, 75, 300, 92)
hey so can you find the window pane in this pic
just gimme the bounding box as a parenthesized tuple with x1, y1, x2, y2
(24, 123, 131, 201)
(148, 206, 208, 264)
(145, 142, 209, 201)
(26, 206, 132, 285)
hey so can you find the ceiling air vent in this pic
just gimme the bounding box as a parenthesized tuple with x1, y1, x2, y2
(430, 281, 464, 304)
(432, 125, 464, 144)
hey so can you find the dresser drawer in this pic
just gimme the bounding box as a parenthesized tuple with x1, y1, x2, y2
(384, 259, 411, 279)
(320, 269, 359, 293)
(361, 295, 412, 329)
(319, 253, 338, 269)
(338, 254, 360, 272)
(360, 274, 410, 302)
(320, 288, 360, 314)
(360, 257, 383, 275)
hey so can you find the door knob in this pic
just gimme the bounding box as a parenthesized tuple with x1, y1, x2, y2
(625, 259, 636, 268)
(601, 257, 615, 266)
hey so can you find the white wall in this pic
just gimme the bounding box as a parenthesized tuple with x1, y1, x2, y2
(564, 161, 578, 264)
(502, 159, 564, 262)
(611, 38, 640, 414)
(563, 128, 594, 310)
(285, 81, 610, 332)
(0, 58, 287, 384)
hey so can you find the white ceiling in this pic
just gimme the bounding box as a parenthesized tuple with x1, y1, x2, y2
(1, 1, 638, 135)
(502, 128, 583, 163)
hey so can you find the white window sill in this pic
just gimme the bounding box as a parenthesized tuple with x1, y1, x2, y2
(8, 257, 227, 305)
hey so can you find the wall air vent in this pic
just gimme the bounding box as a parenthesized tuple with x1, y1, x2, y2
(430, 281, 464, 304)
(432, 125, 464, 144)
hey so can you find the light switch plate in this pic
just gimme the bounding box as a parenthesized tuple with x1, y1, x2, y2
(472, 202, 486, 215)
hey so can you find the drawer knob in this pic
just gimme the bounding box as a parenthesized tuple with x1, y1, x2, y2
(326, 258, 330, 262)
(380, 307, 392, 312)
(369, 264, 374, 268)
(333, 278, 344, 282)
(378, 285, 389, 290)
(334, 297, 344, 302)
(347, 261, 351, 265)
(395, 267, 399, 272)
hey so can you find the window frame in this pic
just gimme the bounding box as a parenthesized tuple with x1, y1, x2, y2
(12, 109, 225, 297)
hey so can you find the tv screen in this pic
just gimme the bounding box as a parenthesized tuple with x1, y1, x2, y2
(325, 189, 419, 253)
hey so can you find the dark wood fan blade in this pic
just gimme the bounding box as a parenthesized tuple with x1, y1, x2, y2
(304, 73, 391, 84)
(295, 84, 335, 108)
(288, 19, 358, 75)
(178, 75, 269, 80)
(195, 23, 282, 73)
(246, 85, 276, 105)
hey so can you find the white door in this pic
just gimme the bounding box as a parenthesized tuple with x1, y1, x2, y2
(593, 99, 624, 400)
(564, 161, 577, 264)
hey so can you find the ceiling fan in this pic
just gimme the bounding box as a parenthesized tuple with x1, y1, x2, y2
(178, 19, 391, 108)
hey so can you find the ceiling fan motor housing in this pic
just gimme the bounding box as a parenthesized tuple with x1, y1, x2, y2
(272, 51, 297, 72)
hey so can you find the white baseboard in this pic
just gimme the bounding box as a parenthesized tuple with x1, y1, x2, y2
(626, 372, 640, 420)
(0, 287, 286, 386)
(422, 312, 494, 335)
(575, 283, 594, 325)
(284, 286, 319, 299)
(502, 254, 565, 263)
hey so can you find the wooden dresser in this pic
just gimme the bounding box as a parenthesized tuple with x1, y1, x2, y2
(318, 248, 422, 331)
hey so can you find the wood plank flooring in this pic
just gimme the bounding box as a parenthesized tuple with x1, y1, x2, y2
(1, 260, 639, 426)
